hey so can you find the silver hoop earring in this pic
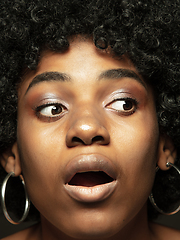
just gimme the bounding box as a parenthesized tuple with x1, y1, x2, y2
(149, 162, 180, 215)
(1, 172, 30, 224)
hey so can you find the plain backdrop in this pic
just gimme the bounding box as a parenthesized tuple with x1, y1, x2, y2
(0, 210, 180, 239)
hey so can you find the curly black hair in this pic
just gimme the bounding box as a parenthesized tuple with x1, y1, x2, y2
(0, 0, 180, 222)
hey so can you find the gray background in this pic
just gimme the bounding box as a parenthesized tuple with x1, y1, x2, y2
(0, 213, 37, 238)
(0, 211, 180, 238)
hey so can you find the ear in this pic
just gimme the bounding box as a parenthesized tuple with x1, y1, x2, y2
(0, 142, 21, 176)
(157, 134, 177, 171)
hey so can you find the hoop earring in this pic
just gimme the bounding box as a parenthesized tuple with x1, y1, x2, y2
(1, 172, 30, 224)
(149, 162, 180, 215)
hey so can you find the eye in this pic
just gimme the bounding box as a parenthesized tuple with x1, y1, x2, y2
(35, 103, 67, 119)
(106, 98, 138, 115)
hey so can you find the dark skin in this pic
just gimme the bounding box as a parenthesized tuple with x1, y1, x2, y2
(1, 38, 179, 240)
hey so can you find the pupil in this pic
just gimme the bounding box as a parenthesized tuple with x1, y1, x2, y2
(123, 101, 132, 110)
(52, 106, 62, 115)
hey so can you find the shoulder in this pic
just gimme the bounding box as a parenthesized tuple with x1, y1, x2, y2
(1, 223, 40, 240)
(150, 222, 180, 240)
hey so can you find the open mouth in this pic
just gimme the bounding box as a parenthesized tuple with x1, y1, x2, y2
(64, 154, 117, 202)
(68, 171, 114, 187)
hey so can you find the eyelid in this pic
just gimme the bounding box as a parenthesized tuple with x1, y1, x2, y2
(103, 91, 135, 107)
(32, 95, 70, 111)
(35, 102, 66, 112)
(105, 97, 138, 115)
(105, 97, 138, 108)
(33, 101, 68, 122)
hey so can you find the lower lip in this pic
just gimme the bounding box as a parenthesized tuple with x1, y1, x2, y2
(64, 180, 117, 202)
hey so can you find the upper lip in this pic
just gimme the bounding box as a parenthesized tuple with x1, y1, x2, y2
(64, 154, 117, 184)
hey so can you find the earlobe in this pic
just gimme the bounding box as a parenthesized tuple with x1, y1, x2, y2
(0, 142, 22, 176)
(157, 134, 177, 171)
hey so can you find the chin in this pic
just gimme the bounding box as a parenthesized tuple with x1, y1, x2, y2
(62, 220, 119, 240)
(66, 229, 116, 240)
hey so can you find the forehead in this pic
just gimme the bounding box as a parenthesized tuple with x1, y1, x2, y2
(34, 39, 136, 73)
(18, 38, 147, 98)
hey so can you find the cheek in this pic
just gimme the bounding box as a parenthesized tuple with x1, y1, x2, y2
(112, 104, 159, 159)
(16, 119, 66, 201)
(107, 114, 159, 223)
(17, 112, 65, 163)
(111, 109, 159, 190)
(17, 128, 69, 223)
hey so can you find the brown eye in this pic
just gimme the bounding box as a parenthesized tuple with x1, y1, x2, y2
(107, 98, 137, 114)
(39, 104, 65, 117)
(51, 106, 63, 115)
(119, 100, 133, 111)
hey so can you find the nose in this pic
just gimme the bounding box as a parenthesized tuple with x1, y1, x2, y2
(66, 110, 110, 147)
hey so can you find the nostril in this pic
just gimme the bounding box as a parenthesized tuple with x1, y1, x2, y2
(72, 137, 84, 145)
(71, 136, 105, 145)
(66, 123, 110, 147)
(92, 135, 104, 143)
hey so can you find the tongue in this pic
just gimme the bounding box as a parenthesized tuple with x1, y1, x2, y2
(68, 171, 113, 187)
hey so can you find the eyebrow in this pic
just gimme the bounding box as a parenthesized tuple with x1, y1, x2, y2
(25, 68, 146, 95)
(98, 69, 146, 88)
(25, 71, 71, 95)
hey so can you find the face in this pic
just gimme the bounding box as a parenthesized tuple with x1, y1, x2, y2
(17, 39, 159, 239)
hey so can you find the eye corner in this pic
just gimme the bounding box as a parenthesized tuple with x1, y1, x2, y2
(105, 97, 138, 116)
(33, 102, 68, 122)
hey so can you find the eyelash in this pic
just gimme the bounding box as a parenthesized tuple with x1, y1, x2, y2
(33, 97, 138, 123)
(106, 97, 138, 115)
(34, 102, 67, 122)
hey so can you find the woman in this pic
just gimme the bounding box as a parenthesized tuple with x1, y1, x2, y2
(0, 0, 180, 239)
